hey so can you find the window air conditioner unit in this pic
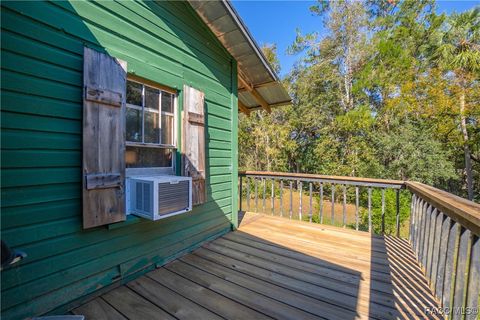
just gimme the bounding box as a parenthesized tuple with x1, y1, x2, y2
(127, 176, 192, 220)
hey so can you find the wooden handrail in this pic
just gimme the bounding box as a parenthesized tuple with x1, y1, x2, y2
(406, 181, 480, 235)
(239, 171, 405, 188)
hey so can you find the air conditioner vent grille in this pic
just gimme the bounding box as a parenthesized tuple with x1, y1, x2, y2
(158, 180, 190, 215)
(143, 183, 151, 213)
(133, 181, 153, 215)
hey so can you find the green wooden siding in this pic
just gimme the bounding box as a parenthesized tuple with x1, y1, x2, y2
(0, 1, 238, 319)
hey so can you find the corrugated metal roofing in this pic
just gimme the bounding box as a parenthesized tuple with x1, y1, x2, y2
(188, 0, 291, 113)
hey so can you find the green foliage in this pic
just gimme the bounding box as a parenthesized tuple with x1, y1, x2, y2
(358, 189, 412, 237)
(374, 120, 457, 184)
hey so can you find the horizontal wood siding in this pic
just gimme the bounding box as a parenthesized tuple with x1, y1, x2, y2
(0, 1, 235, 318)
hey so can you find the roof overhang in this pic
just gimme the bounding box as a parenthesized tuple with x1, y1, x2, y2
(188, 0, 291, 114)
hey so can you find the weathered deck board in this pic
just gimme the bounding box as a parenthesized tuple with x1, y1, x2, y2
(73, 212, 441, 320)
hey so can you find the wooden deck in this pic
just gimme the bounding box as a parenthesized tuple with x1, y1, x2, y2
(73, 213, 442, 320)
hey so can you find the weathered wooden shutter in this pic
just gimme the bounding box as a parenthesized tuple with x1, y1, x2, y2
(182, 85, 206, 206)
(83, 47, 127, 229)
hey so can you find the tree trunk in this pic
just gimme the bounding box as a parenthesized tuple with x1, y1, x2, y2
(459, 89, 473, 200)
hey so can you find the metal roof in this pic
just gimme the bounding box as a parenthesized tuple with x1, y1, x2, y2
(188, 0, 292, 113)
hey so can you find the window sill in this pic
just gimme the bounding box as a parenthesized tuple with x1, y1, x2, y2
(107, 214, 144, 230)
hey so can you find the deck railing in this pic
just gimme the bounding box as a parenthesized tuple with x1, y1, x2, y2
(238, 171, 480, 317)
(239, 171, 406, 236)
(407, 182, 480, 318)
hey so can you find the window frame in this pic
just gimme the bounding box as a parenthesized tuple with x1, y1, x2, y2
(125, 76, 178, 175)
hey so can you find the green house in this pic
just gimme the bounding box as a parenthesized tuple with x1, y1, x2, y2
(0, 1, 289, 318)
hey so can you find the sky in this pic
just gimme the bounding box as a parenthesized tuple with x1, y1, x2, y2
(232, 0, 479, 77)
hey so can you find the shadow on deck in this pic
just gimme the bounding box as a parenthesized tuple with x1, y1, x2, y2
(73, 212, 441, 320)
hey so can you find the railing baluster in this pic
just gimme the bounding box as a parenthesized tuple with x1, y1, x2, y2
(430, 211, 444, 292)
(355, 186, 359, 231)
(453, 227, 471, 314)
(426, 209, 438, 278)
(271, 179, 275, 215)
(418, 202, 430, 259)
(409, 194, 417, 244)
(239, 175, 243, 212)
(368, 188, 372, 233)
(442, 222, 461, 310)
(466, 235, 480, 319)
(415, 200, 424, 255)
(299, 181, 303, 221)
(342, 185, 347, 228)
(381, 188, 385, 234)
(396, 189, 400, 237)
(309, 182, 313, 223)
(319, 183, 324, 224)
(435, 216, 452, 299)
(262, 178, 266, 213)
(414, 198, 424, 254)
(280, 180, 284, 217)
(331, 184, 335, 225)
(421, 205, 433, 267)
(255, 178, 258, 213)
(289, 181, 293, 219)
(246, 177, 250, 212)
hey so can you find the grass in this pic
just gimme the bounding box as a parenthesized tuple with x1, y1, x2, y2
(240, 191, 411, 238)
(241, 191, 358, 226)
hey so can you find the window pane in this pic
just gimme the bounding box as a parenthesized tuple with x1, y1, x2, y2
(161, 115, 174, 145)
(126, 146, 173, 168)
(145, 86, 159, 111)
(126, 108, 142, 142)
(144, 111, 159, 144)
(126, 81, 142, 106)
(161, 92, 173, 113)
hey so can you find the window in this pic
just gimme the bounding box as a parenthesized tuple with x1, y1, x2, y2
(125, 79, 176, 170)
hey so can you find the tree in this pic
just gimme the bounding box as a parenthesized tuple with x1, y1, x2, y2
(433, 7, 480, 200)
(289, 0, 370, 112)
